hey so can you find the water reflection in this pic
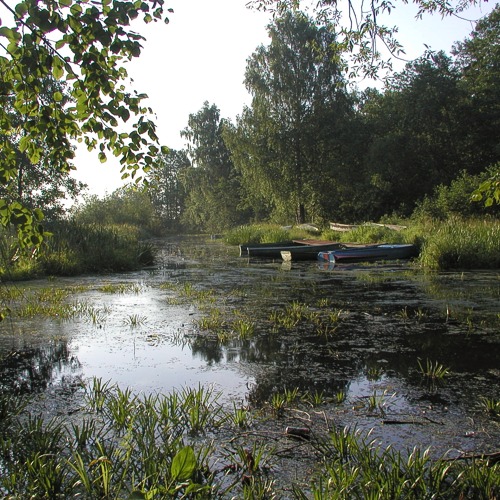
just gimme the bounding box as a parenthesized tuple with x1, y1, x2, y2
(0, 340, 80, 394)
(0, 237, 499, 416)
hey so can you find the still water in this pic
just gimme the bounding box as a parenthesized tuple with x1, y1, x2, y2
(1, 235, 499, 454)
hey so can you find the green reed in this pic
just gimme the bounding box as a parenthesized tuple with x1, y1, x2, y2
(417, 358, 450, 380)
(419, 218, 500, 270)
(1, 382, 499, 498)
(123, 313, 148, 327)
(480, 396, 500, 418)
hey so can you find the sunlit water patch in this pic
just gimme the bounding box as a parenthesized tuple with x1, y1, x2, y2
(1, 236, 499, 455)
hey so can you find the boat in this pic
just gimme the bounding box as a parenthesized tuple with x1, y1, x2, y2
(280, 242, 375, 261)
(317, 244, 419, 264)
(239, 241, 296, 256)
(243, 240, 340, 259)
(329, 222, 408, 232)
(280, 242, 345, 261)
(329, 222, 359, 232)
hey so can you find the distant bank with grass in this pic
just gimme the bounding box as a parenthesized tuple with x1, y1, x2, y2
(225, 217, 500, 270)
(0, 221, 155, 281)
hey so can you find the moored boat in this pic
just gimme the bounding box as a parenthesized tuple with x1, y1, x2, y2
(317, 244, 419, 264)
(239, 241, 296, 256)
(280, 242, 345, 261)
(243, 240, 340, 259)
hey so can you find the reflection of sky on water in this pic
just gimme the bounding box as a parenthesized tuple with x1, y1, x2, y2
(1, 238, 499, 415)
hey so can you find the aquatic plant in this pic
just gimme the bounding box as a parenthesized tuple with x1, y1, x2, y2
(123, 314, 148, 327)
(303, 389, 327, 406)
(179, 384, 225, 435)
(335, 390, 347, 404)
(231, 316, 256, 339)
(195, 308, 225, 331)
(417, 358, 450, 380)
(1, 379, 499, 498)
(230, 403, 251, 428)
(366, 365, 384, 381)
(269, 393, 287, 415)
(296, 424, 500, 499)
(480, 396, 500, 418)
(366, 390, 391, 415)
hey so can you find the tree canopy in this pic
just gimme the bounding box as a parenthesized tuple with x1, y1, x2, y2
(227, 11, 353, 224)
(248, 0, 489, 80)
(0, 0, 171, 245)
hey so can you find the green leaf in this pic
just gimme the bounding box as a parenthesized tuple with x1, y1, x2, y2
(170, 446, 196, 482)
(54, 91, 63, 102)
(15, 2, 28, 17)
(0, 27, 21, 43)
(52, 57, 65, 79)
(70, 3, 82, 14)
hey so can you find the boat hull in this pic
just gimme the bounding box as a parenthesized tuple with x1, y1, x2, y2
(243, 240, 339, 259)
(280, 243, 345, 261)
(317, 244, 419, 264)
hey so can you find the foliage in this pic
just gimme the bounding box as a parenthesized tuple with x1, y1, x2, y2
(0, 382, 218, 498)
(295, 426, 500, 499)
(0, 77, 86, 221)
(1, 383, 499, 498)
(472, 163, 500, 207)
(71, 185, 164, 236)
(414, 167, 500, 220)
(418, 218, 500, 270)
(179, 102, 247, 233)
(0, 220, 155, 279)
(0, 0, 171, 244)
(225, 223, 320, 246)
(248, 0, 487, 80)
(146, 148, 189, 231)
(227, 11, 353, 224)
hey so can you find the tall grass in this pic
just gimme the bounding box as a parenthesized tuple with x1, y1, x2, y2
(225, 223, 320, 245)
(0, 220, 156, 280)
(418, 218, 500, 270)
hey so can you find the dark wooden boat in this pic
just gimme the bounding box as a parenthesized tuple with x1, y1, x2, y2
(317, 244, 419, 264)
(281, 243, 345, 261)
(239, 241, 296, 256)
(243, 240, 339, 259)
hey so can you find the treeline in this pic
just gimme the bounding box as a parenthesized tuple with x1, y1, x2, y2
(140, 7, 499, 233)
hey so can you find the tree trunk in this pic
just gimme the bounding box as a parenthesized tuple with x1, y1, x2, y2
(296, 203, 305, 224)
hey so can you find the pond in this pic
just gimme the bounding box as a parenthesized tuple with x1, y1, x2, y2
(1, 235, 499, 458)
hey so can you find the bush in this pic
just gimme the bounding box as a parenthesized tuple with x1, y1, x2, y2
(413, 168, 500, 220)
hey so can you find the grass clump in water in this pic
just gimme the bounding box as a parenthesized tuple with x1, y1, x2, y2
(418, 218, 500, 270)
(296, 426, 500, 499)
(417, 358, 450, 380)
(1, 381, 499, 498)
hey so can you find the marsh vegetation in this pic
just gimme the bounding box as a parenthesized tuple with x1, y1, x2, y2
(0, 236, 499, 497)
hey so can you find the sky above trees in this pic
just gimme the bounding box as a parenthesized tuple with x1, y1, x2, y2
(70, 0, 495, 197)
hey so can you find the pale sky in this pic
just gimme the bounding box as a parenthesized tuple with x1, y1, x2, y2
(72, 0, 495, 197)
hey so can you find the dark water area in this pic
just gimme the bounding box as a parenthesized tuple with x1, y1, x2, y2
(1, 235, 499, 457)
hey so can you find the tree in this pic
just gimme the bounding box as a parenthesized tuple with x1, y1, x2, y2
(234, 11, 351, 224)
(248, 0, 489, 80)
(0, 0, 171, 245)
(359, 52, 465, 216)
(0, 76, 85, 220)
(453, 4, 500, 172)
(179, 102, 245, 232)
(147, 148, 189, 230)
